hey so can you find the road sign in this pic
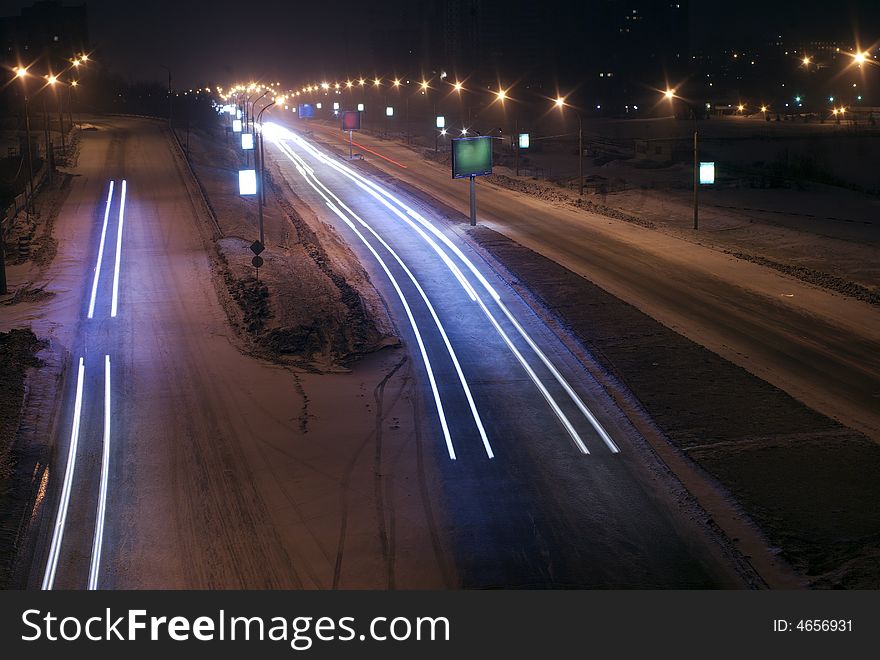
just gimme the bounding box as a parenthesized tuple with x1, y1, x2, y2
(241, 132, 254, 150)
(699, 161, 715, 185)
(232, 119, 242, 133)
(238, 169, 256, 195)
(250, 240, 265, 255)
(436, 115, 445, 129)
(518, 133, 530, 149)
(251, 255, 264, 269)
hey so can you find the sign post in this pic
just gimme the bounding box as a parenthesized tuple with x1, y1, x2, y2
(451, 136, 493, 227)
(341, 111, 362, 159)
(435, 115, 445, 153)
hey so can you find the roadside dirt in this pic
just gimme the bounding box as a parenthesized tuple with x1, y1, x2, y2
(178, 125, 397, 369)
(0, 328, 45, 587)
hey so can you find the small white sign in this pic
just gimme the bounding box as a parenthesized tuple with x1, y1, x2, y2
(232, 119, 242, 133)
(241, 133, 254, 150)
(357, 103, 365, 112)
(239, 169, 257, 195)
(385, 106, 394, 117)
(699, 161, 715, 185)
(436, 115, 445, 129)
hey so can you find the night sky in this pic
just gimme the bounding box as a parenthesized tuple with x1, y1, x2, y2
(4, 0, 879, 86)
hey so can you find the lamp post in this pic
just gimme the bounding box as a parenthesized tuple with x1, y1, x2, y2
(555, 96, 584, 196)
(256, 101, 276, 246)
(14, 67, 36, 216)
(664, 88, 699, 230)
(48, 75, 66, 161)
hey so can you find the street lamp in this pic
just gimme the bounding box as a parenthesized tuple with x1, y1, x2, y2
(554, 96, 584, 196)
(255, 101, 276, 244)
(47, 74, 67, 160)
(14, 67, 36, 215)
(663, 88, 699, 229)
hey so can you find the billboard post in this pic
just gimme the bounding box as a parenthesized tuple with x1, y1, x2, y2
(451, 136, 493, 226)
(341, 111, 361, 159)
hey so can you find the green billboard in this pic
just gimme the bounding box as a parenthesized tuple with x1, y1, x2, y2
(451, 136, 493, 179)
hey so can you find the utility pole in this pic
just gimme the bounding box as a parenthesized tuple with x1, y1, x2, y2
(578, 111, 584, 196)
(57, 88, 66, 161)
(693, 129, 699, 230)
(42, 97, 52, 182)
(256, 101, 275, 245)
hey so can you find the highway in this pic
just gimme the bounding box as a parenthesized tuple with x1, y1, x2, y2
(262, 122, 740, 587)
(22, 116, 742, 589)
(290, 118, 880, 442)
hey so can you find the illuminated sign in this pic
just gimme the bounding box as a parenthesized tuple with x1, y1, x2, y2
(518, 133, 530, 149)
(241, 132, 254, 150)
(232, 119, 242, 133)
(451, 136, 493, 179)
(298, 104, 314, 118)
(236, 108, 242, 119)
(357, 103, 365, 112)
(238, 169, 257, 195)
(333, 102, 340, 110)
(436, 115, 445, 129)
(341, 111, 361, 131)
(699, 161, 715, 185)
(385, 106, 394, 117)
(316, 102, 322, 109)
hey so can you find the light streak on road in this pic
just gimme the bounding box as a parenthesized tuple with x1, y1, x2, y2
(275, 138, 493, 458)
(42, 357, 85, 590)
(87, 354, 111, 590)
(267, 123, 617, 453)
(87, 181, 115, 319)
(278, 148, 458, 458)
(111, 179, 127, 318)
(323, 198, 457, 459)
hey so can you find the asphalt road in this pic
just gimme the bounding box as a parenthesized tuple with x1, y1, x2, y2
(292, 117, 880, 442)
(263, 122, 740, 587)
(25, 116, 741, 589)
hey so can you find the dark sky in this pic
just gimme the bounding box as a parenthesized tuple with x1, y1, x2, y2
(5, 1, 880, 87)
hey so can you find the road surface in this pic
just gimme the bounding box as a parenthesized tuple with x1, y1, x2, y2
(262, 122, 741, 587)
(21, 116, 742, 589)
(290, 117, 880, 442)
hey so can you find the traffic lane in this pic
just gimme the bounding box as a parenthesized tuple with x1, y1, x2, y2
(99, 119, 455, 589)
(268, 136, 738, 587)
(326, 123, 880, 438)
(98, 121, 301, 587)
(270, 133, 609, 458)
(471, 202, 880, 439)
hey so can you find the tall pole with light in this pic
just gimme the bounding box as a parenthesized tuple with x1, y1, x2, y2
(47, 74, 66, 161)
(256, 100, 275, 245)
(555, 96, 584, 196)
(665, 88, 699, 230)
(14, 67, 36, 216)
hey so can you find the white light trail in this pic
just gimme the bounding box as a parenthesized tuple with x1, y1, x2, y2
(274, 145, 457, 458)
(87, 354, 111, 590)
(110, 179, 127, 318)
(87, 181, 115, 319)
(273, 137, 493, 458)
(42, 357, 86, 590)
(268, 124, 617, 453)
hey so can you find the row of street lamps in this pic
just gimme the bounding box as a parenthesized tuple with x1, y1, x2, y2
(1, 53, 89, 294)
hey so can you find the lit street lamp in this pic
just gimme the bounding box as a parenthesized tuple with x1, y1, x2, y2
(663, 88, 700, 229)
(554, 96, 584, 196)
